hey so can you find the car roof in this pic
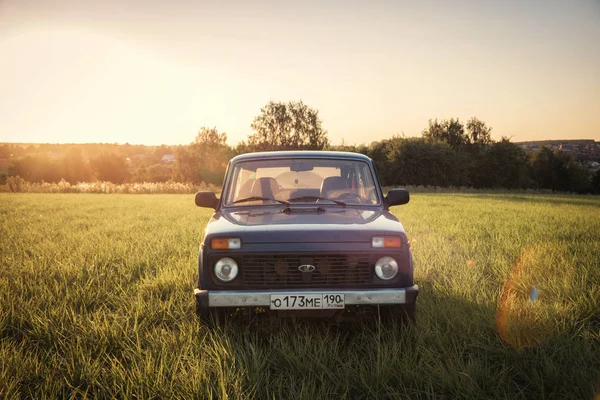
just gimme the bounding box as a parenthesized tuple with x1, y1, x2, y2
(230, 150, 372, 163)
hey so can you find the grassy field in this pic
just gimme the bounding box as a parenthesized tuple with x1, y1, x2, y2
(1, 193, 599, 399)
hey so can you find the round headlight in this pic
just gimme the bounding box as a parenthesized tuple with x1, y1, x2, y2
(374, 256, 398, 280)
(214, 257, 239, 282)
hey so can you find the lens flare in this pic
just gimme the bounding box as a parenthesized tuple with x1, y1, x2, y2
(529, 288, 539, 302)
(496, 244, 570, 349)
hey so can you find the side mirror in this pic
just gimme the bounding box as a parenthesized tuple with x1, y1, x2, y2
(195, 191, 218, 209)
(386, 188, 409, 206)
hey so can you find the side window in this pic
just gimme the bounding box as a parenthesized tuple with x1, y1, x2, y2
(357, 164, 378, 204)
(356, 169, 366, 199)
(234, 168, 255, 200)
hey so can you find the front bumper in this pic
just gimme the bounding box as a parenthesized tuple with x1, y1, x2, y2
(194, 285, 419, 309)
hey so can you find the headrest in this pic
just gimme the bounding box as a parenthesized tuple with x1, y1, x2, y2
(320, 176, 349, 197)
(251, 177, 279, 198)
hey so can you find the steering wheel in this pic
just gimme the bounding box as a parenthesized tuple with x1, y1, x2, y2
(335, 192, 363, 203)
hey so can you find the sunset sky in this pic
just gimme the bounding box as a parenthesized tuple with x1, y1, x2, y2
(1, 0, 599, 146)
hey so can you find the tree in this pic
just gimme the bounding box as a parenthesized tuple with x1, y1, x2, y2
(465, 117, 493, 146)
(89, 152, 129, 183)
(592, 170, 600, 194)
(470, 138, 531, 189)
(567, 163, 592, 194)
(530, 147, 590, 192)
(173, 127, 231, 184)
(153, 145, 172, 161)
(173, 146, 202, 184)
(8, 155, 61, 183)
(363, 140, 389, 185)
(531, 147, 566, 191)
(0, 144, 12, 158)
(147, 164, 172, 183)
(385, 137, 470, 187)
(60, 148, 92, 183)
(329, 140, 369, 156)
(243, 100, 329, 152)
(422, 118, 469, 149)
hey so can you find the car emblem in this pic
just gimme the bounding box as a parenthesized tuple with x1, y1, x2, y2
(298, 264, 316, 273)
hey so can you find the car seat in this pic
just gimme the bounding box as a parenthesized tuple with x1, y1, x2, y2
(250, 177, 280, 198)
(320, 176, 349, 198)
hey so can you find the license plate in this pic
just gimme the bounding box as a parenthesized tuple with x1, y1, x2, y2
(270, 294, 345, 310)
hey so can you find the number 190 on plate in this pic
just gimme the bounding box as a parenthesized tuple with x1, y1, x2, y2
(270, 294, 345, 310)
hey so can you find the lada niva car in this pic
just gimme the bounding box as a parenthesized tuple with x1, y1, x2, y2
(193, 151, 418, 322)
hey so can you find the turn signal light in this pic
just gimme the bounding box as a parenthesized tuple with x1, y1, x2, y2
(211, 237, 241, 250)
(372, 236, 402, 248)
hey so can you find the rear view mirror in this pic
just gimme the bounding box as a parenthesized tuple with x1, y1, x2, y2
(386, 188, 409, 206)
(290, 161, 314, 172)
(195, 191, 218, 209)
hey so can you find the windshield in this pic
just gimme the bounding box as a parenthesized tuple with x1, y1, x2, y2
(224, 158, 380, 206)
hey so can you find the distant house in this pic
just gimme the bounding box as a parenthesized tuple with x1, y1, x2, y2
(516, 139, 599, 161)
(161, 154, 176, 163)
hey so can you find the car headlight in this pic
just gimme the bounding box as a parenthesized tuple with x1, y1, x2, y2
(374, 256, 398, 280)
(214, 257, 239, 282)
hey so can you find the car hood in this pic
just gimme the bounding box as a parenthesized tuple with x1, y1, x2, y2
(204, 207, 406, 243)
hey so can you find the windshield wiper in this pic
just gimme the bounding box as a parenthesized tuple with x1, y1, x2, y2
(233, 196, 289, 205)
(287, 196, 346, 206)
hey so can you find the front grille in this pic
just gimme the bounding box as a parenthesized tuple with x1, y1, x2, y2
(239, 254, 372, 288)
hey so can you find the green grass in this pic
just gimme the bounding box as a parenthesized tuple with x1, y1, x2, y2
(1, 193, 599, 399)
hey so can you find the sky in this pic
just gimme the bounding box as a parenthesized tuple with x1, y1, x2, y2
(0, 0, 599, 146)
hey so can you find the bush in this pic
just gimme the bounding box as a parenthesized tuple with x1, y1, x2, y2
(0, 180, 220, 194)
(6, 176, 25, 193)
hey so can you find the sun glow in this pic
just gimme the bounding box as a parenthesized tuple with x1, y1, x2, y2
(1, 0, 599, 146)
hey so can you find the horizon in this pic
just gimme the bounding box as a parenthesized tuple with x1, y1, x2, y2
(1, 136, 599, 149)
(1, 0, 599, 146)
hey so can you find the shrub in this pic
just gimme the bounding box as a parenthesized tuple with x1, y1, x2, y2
(0, 180, 220, 194)
(7, 175, 25, 193)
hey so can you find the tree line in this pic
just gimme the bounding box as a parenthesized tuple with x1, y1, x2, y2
(2, 100, 599, 193)
(1, 144, 175, 185)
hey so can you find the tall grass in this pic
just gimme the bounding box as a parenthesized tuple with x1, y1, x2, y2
(0, 177, 219, 194)
(1, 176, 564, 195)
(1, 193, 599, 398)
